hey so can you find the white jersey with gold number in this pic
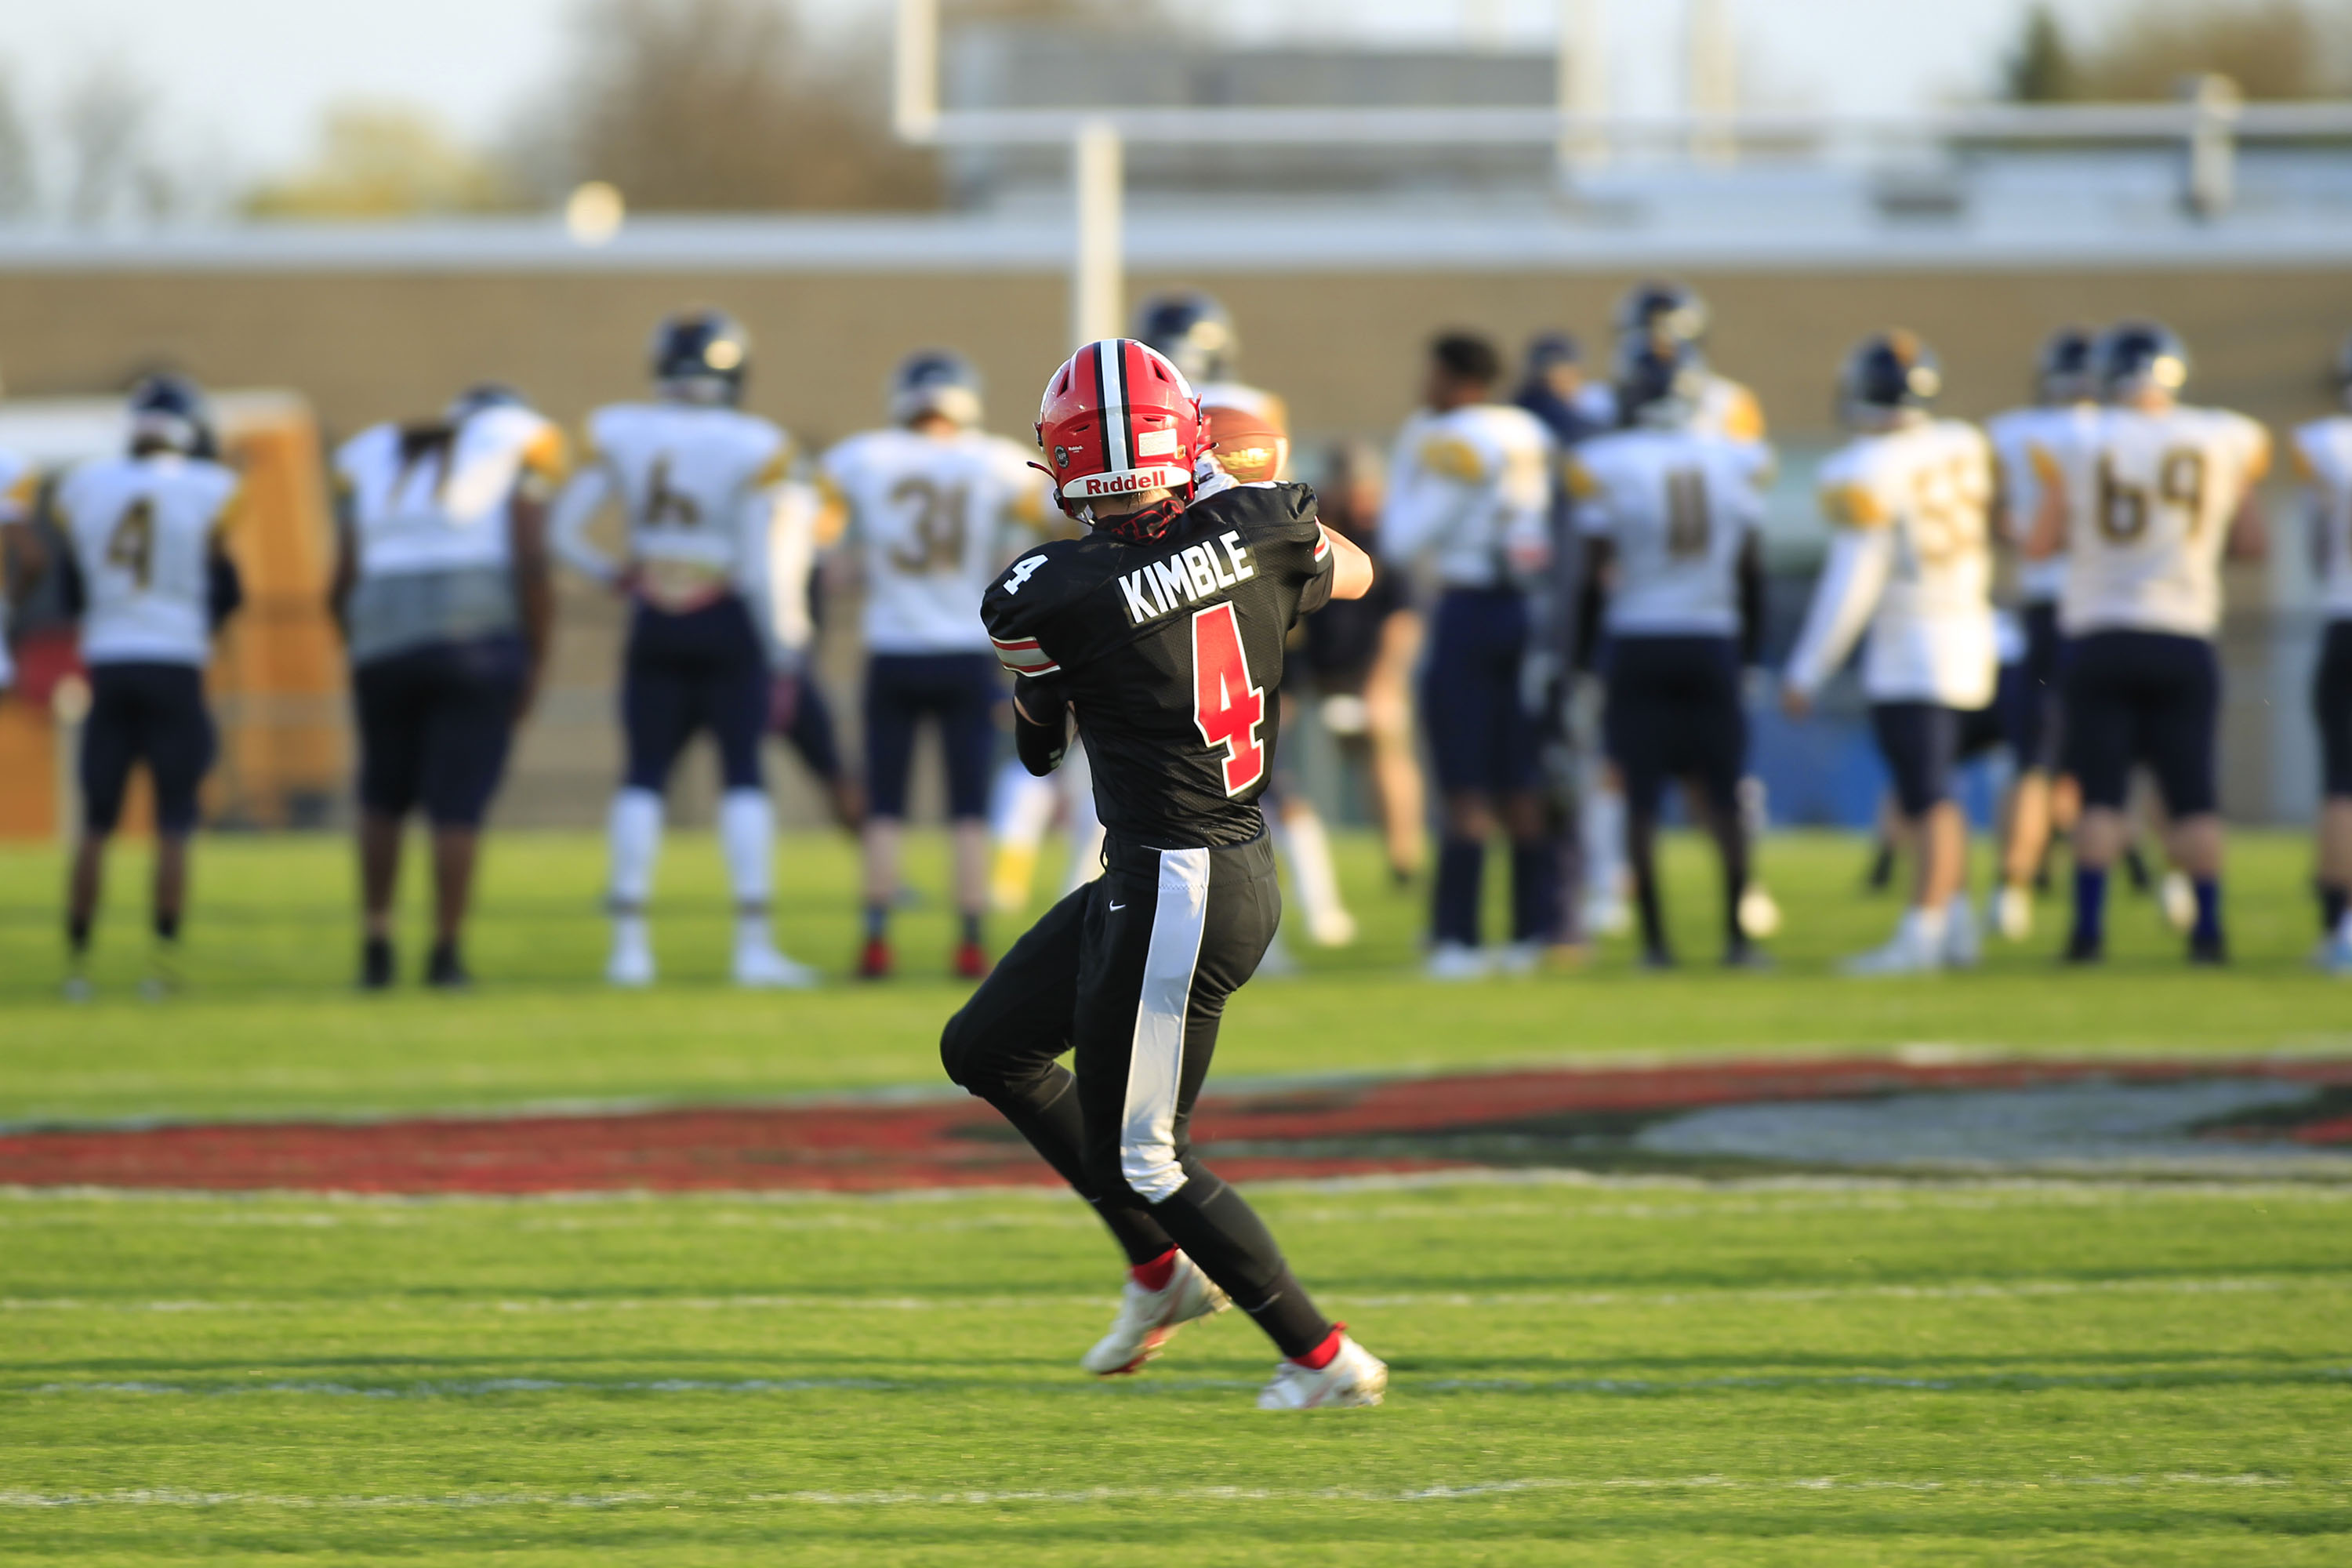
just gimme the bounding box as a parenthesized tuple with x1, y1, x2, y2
(1379, 403, 1555, 588)
(1568, 428, 1773, 638)
(1986, 401, 2100, 606)
(57, 452, 241, 669)
(561, 402, 790, 613)
(819, 427, 1051, 655)
(1786, 419, 1996, 708)
(2037, 405, 2270, 639)
(2293, 414, 2352, 622)
(338, 405, 565, 580)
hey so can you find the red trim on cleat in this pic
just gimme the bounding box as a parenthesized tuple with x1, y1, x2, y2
(1130, 1247, 1179, 1293)
(953, 941, 989, 979)
(857, 938, 892, 980)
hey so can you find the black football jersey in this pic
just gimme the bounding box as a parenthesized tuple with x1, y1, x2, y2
(983, 481, 1335, 848)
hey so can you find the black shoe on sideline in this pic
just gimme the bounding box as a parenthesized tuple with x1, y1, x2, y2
(361, 938, 395, 991)
(2063, 931, 2104, 964)
(2188, 932, 2228, 966)
(425, 942, 471, 990)
(1640, 944, 1676, 971)
(1722, 938, 1771, 971)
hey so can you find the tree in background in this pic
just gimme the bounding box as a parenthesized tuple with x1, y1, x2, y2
(2002, 0, 2352, 101)
(59, 58, 174, 223)
(517, 0, 938, 212)
(246, 106, 515, 220)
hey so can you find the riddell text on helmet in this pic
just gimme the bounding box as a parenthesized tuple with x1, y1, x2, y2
(1072, 463, 1190, 499)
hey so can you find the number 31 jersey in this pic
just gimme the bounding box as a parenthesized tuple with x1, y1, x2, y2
(56, 452, 241, 669)
(1566, 428, 1773, 638)
(2034, 405, 2270, 639)
(820, 427, 1051, 655)
(982, 481, 1336, 848)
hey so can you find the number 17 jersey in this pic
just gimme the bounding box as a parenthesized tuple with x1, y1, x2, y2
(982, 481, 1336, 848)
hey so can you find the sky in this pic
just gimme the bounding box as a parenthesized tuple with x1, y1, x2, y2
(0, 0, 2153, 198)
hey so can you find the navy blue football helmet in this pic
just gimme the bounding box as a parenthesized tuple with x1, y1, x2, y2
(888, 349, 983, 428)
(1613, 339, 1705, 430)
(1838, 331, 1943, 427)
(445, 382, 528, 423)
(1132, 289, 1236, 385)
(125, 372, 215, 457)
(1613, 280, 1709, 354)
(2095, 321, 2190, 400)
(650, 308, 751, 403)
(2035, 326, 2099, 405)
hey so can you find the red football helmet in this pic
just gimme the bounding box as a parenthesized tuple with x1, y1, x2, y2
(1035, 338, 1205, 520)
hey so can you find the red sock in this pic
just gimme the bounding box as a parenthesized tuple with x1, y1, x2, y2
(1294, 1323, 1345, 1370)
(1130, 1248, 1178, 1293)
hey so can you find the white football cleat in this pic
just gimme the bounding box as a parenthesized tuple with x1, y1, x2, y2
(1256, 1332, 1388, 1411)
(607, 931, 656, 989)
(1494, 940, 1542, 977)
(1305, 908, 1359, 948)
(1941, 898, 1981, 970)
(732, 945, 819, 990)
(1994, 884, 2034, 942)
(1080, 1252, 1230, 1376)
(1582, 891, 1632, 938)
(1424, 942, 1492, 982)
(1841, 918, 1944, 978)
(2158, 870, 2197, 934)
(1737, 884, 1784, 941)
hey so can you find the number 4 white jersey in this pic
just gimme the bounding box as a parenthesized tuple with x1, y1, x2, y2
(2036, 405, 2270, 639)
(1566, 428, 1773, 638)
(56, 453, 241, 670)
(1787, 419, 1996, 708)
(568, 402, 791, 612)
(819, 427, 1052, 655)
(2292, 415, 2352, 622)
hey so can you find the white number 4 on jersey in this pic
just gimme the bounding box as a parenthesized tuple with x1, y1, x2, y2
(1002, 556, 1048, 594)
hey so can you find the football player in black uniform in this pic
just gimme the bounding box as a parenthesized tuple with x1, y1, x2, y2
(941, 339, 1387, 1410)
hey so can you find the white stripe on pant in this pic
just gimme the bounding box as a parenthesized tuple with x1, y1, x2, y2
(1118, 846, 1210, 1203)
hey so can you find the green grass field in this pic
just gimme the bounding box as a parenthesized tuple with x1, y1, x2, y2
(4, 829, 2350, 1563)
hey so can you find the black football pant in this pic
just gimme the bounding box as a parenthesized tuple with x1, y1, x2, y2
(942, 829, 1332, 1358)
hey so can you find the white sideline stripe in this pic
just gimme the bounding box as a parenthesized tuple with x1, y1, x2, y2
(7, 1273, 2344, 1316)
(0, 1473, 2318, 1510)
(24, 1363, 2345, 1403)
(1120, 846, 1211, 1203)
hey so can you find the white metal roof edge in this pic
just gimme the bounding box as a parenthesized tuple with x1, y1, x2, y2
(0, 217, 2348, 275)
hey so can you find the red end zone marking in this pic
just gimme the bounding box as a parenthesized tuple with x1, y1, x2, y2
(2, 1058, 2347, 1195)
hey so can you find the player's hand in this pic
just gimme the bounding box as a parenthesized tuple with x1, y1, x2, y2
(1779, 683, 1813, 721)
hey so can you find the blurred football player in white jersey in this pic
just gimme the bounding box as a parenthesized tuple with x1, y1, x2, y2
(56, 376, 245, 998)
(1588, 281, 1777, 942)
(1784, 333, 1998, 975)
(1382, 332, 1557, 978)
(335, 383, 558, 989)
(818, 350, 1053, 980)
(552, 309, 815, 990)
(2025, 322, 2270, 964)
(2292, 332, 2352, 972)
(1135, 290, 1355, 953)
(1568, 340, 1774, 968)
(1984, 326, 2102, 939)
(0, 446, 37, 695)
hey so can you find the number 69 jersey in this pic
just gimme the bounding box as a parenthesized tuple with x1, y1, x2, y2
(982, 481, 1336, 849)
(2034, 405, 2270, 639)
(1566, 429, 1773, 637)
(56, 452, 241, 669)
(1787, 419, 1996, 709)
(819, 426, 1052, 655)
